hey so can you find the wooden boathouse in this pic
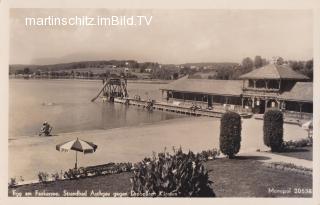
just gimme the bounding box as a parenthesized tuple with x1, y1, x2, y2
(160, 63, 313, 119)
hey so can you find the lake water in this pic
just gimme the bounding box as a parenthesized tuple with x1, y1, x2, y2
(9, 79, 183, 139)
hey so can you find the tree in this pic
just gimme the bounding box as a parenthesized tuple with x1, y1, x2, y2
(261, 58, 268, 66)
(219, 112, 242, 158)
(276, 57, 284, 65)
(304, 59, 313, 80)
(288, 60, 313, 80)
(35, 70, 41, 76)
(305, 59, 313, 70)
(289, 61, 301, 71)
(23, 67, 31, 74)
(173, 72, 179, 80)
(263, 110, 284, 152)
(241, 57, 254, 72)
(215, 68, 233, 80)
(254, 56, 263, 68)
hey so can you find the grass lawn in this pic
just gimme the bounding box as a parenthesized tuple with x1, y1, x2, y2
(9, 157, 312, 197)
(271, 146, 312, 161)
(207, 157, 312, 197)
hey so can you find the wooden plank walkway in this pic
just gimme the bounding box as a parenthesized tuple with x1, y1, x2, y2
(113, 98, 252, 119)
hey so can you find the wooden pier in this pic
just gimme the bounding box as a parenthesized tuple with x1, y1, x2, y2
(112, 97, 252, 119)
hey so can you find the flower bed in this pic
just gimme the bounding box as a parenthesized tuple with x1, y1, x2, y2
(63, 162, 133, 180)
(282, 138, 312, 151)
(263, 162, 312, 176)
(8, 148, 220, 187)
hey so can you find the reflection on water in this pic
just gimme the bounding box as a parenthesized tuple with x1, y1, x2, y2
(99, 102, 179, 130)
(9, 79, 183, 138)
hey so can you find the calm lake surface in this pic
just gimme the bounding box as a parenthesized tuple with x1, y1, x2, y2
(9, 79, 183, 139)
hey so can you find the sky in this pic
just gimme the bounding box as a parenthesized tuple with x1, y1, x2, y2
(10, 9, 313, 65)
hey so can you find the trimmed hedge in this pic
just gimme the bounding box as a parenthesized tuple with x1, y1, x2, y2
(219, 112, 242, 158)
(263, 110, 283, 152)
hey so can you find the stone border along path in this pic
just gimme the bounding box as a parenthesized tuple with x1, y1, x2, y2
(238, 151, 312, 169)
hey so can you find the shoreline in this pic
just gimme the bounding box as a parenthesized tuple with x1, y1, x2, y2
(9, 77, 172, 84)
(9, 116, 191, 141)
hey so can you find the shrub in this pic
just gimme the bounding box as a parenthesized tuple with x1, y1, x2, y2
(8, 178, 17, 188)
(62, 163, 134, 179)
(283, 138, 312, 149)
(38, 171, 49, 183)
(19, 176, 24, 182)
(64, 169, 80, 180)
(219, 112, 242, 158)
(263, 110, 283, 152)
(130, 148, 215, 197)
(198, 149, 220, 161)
(51, 172, 60, 181)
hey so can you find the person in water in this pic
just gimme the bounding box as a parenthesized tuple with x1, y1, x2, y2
(39, 121, 52, 136)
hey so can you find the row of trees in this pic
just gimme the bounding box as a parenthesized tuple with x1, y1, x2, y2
(289, 60, 313, 80)
(150, 65, 180, 80)
(214, 56, 313, 81)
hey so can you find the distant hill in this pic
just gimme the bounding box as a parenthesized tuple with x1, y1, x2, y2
(181, 62, 239, 68)
(9, 60, 140, 73)
(9, 64, 42, 73)
(9, 60, 239, 74)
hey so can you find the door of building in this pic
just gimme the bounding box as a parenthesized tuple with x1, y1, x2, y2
(208, 96, 213, 108)
(259, 100, 266, 114)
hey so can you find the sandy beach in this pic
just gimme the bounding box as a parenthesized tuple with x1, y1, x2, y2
(9, 117, 308, 180)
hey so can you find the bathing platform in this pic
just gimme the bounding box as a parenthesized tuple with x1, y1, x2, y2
(111, 97, 253, 119)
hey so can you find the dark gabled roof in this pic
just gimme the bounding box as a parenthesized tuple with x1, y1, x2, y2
(239, 64, 309, 80)
(279, 82, 313, 102)
(160, 76, 243, 96)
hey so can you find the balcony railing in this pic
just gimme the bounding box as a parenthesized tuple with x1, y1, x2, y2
(168, 98, 251, 113)
(243, 87, 280, 92)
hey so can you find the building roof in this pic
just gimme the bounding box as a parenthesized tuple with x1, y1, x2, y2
(239, 64, 309, 80)
(279, 82, 313, 102)
(160, 76, 243, 96)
